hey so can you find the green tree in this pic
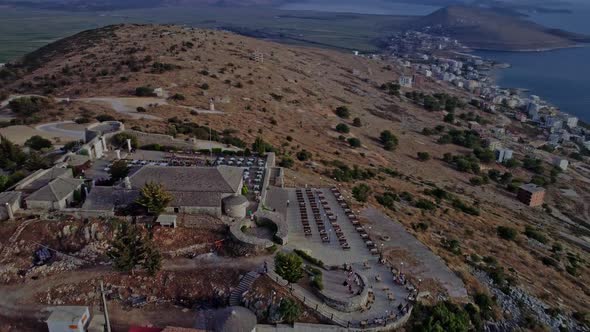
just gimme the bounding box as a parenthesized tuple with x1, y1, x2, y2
(252, 136, 273, 155)
(109, 160, 130, 181)
(107, 222, 146, 274)
(279, 298, 301, 324)
(0, 135, 26, 171)
(136, 182, 173, 216)
(335, 106, 350, 119)
(25, 135, 52, 150)
(111, 132, 138, 149)
(25, 152, 50, 171)
(108, 221, 162, 276)
(141, 241, 162, 276)
(352, 183, 371, 203)
(275, 252, 303, 284)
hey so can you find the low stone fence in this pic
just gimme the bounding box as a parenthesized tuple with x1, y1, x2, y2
(314, 272, 369, 313)
(254, 210, 288, 245)
(265, 270, 413, 331)
(229, 210, 289, 252)
(229, 219, 275, 252)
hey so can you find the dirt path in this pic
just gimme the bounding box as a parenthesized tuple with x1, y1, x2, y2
(0, 254, 269, 322)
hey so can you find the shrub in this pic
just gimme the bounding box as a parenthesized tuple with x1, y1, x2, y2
(415, 199, 436, 211)
(452, 199, 480, 216)
(375, 191, 398, 210)
(409, 302, 470, 332)
(524, 226, 548, 244)
(279, 156, 294, 168)
(352, 183, 371, 203)
(541, 256, 559, 268)
(169, 93, 185, 101)
(293, 249, 324, 267)
(469, 176, 489, 186)
(25, 135, 52, 150)
(335, 106, 350, 118)
(442, 238, 462, 255)
(417, 152, 430, 161)
(330, 164, 376, 182)
(96, 114, 116, 122)
(311, 273, 324, 290)
(335, 123, 350, 133)
(135, 86, 156, 97)
(380, 130, 398, 151)
(347, 137, 361, 148)
(8, 96, 51, 117)
(497, 226, 517, 241)
(296, 150, 312, 161)
(75, 117, 90, 124)
(352, 117, 362, 127)
(412, 222, 429, 232)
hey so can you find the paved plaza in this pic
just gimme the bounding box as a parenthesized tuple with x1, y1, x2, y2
(267, 187, 413, 326)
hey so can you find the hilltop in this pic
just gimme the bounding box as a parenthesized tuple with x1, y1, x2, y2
(0, 24, 589, 328)
(407, 5, 589, 51)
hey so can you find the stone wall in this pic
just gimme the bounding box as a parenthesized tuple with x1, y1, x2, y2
(164, 205, 221, 217)
(260, 152, 275, 207)
(314, 272, 369, 313)
(229, 219, 275, 252)
(127, 130, 195, 150)
(254, 210, 288, 245)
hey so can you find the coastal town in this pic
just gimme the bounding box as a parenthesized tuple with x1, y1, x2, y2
(381, 29, 588, 180)
(0, 16, 588, 332)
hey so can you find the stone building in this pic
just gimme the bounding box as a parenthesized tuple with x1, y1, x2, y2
(82, 165, 244, 217)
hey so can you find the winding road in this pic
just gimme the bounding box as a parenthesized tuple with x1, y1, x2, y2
(35, 121, 86, 140)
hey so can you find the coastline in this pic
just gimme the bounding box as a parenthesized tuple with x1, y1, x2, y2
(473, 46, 590, 122)
(467, 42, 588, 53)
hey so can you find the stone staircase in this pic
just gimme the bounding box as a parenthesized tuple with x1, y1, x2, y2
(229, 271, 260, 306)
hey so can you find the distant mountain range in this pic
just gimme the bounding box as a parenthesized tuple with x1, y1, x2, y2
(0, 0, 284, 10)
(406, 5, 590, 51)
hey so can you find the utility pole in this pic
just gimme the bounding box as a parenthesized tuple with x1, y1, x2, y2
(209, 126, 213, 161)
(100, 281, 111, 332)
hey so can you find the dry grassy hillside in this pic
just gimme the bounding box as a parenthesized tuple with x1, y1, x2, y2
(1, 24, 588, 317)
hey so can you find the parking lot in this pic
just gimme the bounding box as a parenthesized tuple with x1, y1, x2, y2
(216, 156, 267, 196)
